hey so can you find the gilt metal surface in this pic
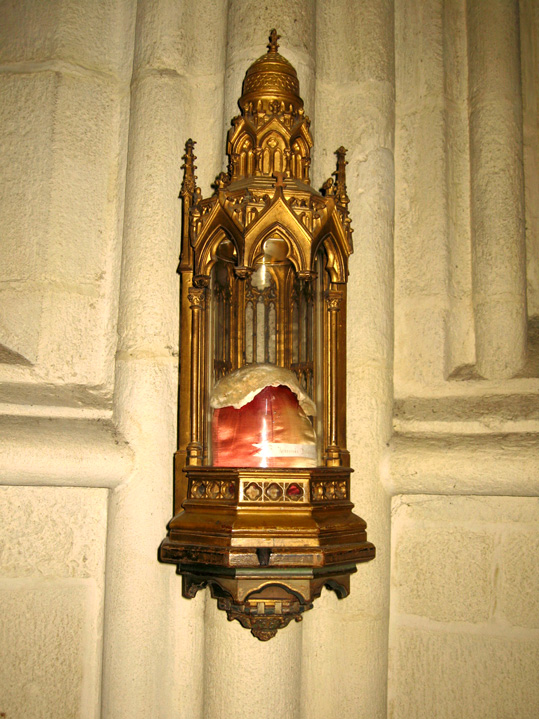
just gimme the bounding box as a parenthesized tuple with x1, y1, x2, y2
(160, 30, 375, 640)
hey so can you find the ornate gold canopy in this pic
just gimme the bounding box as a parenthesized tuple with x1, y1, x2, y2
(181, 30, 353, 287)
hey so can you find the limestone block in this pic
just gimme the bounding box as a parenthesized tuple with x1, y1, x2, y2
(0, 72, 53, 283)
(316, 0, 394, 84)
(393, 522, 494, 622)
(0, 0, 65, 65)
(395, 104, 447, 298)
(39, 290, 121, 387)
(387, 433, 539, 496)
(391, 496, 539, 656)
(0, 582, 99, 719)
(0, 486, 108, 580)
(500, 528, 539, 629)
(395, 0, 444, 105)
(394, 301, 448, 386)
(134, 0, 225, 78)
(45, 72, 127, 286)
(0, 67, 128, 388)
(0, 485, 106, 719)
(389, 626, 539, 719)
(0, 290, 42, 366)
(0, 416, 132, 487)
(392, 495, 539, 525)
(0, 0, 135, 78)
(393, 393, 539, 433)
(0, 71, 55, 363)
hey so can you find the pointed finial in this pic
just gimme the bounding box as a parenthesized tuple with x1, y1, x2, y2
(268, 29, 280, 53)
(332, 146, 352, 242)
(334, 146, 349, 201)
(180, 139, 198, 199)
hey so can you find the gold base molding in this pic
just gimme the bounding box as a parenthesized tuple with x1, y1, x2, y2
(180, 564, 355, 641)
(160, 467, 375, 639)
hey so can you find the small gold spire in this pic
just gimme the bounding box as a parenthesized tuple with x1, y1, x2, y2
(268, 28, 280, 53)
(180, 139, 198, 199)
(334, 146, 350, 210)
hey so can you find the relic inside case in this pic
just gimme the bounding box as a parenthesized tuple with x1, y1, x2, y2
(211, 363, 317, 468)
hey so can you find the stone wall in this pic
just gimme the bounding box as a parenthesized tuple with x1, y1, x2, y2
(389, 496, 539, 719)
(0, 1, 537, 718)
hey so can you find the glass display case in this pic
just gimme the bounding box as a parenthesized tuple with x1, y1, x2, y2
(160, 30, 375, 640)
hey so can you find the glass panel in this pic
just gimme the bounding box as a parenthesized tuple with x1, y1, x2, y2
(209, 236, 322, 466)
(212, 240, 235, 382)
(245, 303, 254, 364)
(256, 299, 265, 363)
(292, 300, 299, 364)
(314, 248, 330, 462)
(268, 304, 276, 363)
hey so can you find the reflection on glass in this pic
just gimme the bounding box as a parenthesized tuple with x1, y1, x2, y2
(208, 237, 330, 464)
(210, 236, 316, 396)
(268, 305, 276, 364)
(245, 303, 254, 364)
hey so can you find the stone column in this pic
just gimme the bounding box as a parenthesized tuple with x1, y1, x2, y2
(520, 0, 539, 317)
(200, 5, 315, 719)
(101, 2, 227, 718)
(302, 2, 395, 718)
(394, 0, 450, 387)
(445, 0, 475, 374)
(468, 0, 527, 379)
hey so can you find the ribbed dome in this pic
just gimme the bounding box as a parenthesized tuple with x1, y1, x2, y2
(239, 30, 303, 112)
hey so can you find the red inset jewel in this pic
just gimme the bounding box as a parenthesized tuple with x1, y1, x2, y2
(286, 483, 303, 499)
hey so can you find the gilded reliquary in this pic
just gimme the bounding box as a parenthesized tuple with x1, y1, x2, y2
(160, 30, 375, 641)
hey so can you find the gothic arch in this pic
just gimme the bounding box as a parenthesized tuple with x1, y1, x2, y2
(313, 231, 348, 283)
(195, 227, 242, 279)
(247, 224, 307, 275)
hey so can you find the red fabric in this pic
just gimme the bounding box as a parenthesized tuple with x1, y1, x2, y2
(212, 385, 314, 467)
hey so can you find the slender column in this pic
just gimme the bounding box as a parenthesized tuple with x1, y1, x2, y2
(468, 0, 527, 378)
(176, 140, 196, 507)
(394, 0, 450, 386)
(325, 289, 343, 466)
(445, 0, 475, 374)
(187, 287, 206, 465)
